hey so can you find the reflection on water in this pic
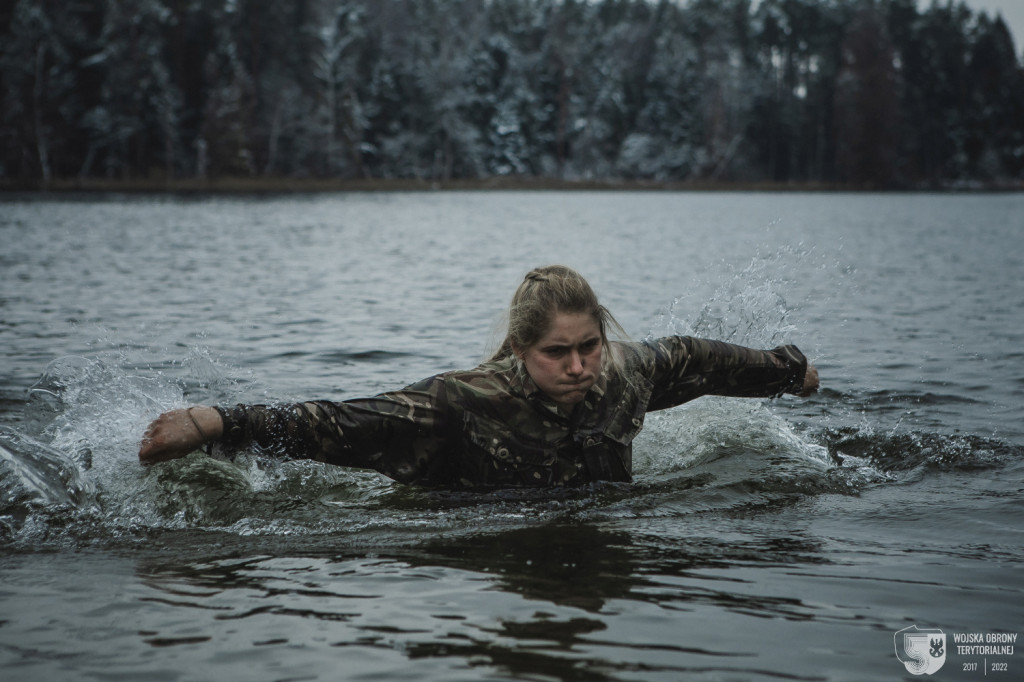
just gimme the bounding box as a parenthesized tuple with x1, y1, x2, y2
(127, 521, 837, 680)
(420, 524, 641, 612)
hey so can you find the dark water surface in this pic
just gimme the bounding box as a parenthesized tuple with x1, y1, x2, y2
(1, 191, 1022, 681)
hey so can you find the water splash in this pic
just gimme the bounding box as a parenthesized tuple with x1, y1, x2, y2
(0, 428, 91, 510)
(29, 355, 179, 470)
(647, 243, 826, 349)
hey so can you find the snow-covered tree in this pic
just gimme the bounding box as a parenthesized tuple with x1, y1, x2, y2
(1, 0, 1021, 185)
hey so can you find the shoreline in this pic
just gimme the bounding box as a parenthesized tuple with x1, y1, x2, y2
(2, 175, 1022, 196)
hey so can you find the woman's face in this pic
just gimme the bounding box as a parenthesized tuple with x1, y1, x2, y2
(519, 311, 603, 407)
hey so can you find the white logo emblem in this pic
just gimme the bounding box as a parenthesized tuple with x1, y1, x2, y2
(895, 625, 947, 675)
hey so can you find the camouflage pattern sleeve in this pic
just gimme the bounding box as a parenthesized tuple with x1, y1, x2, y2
(639, 337, 809, 412)
(214, 375, 457, 485)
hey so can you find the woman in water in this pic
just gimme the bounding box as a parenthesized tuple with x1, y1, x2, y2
(139, 265, 819, 488)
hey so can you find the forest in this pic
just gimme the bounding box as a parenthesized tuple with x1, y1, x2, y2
(2, 0, 1022, 190)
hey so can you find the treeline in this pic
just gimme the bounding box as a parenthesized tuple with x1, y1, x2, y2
(2, 0, 1022, 189)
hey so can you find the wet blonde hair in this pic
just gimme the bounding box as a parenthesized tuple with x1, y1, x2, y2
(490, 265, 625, 361)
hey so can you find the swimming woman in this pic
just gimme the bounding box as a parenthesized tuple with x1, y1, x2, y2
(139, 265, 819, 488)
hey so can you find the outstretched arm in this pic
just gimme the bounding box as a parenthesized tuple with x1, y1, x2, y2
(642, 337, 817, 411)
(139, 406, 224, 464)
(137, 375, 454, 485)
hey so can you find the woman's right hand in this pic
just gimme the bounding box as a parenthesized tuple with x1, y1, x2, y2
(139, 406, 223, 465)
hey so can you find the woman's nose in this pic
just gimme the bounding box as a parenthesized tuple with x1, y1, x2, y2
(566, 350, 583, 375)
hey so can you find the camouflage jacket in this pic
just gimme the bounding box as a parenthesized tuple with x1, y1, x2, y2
(215, 337, 808, 488)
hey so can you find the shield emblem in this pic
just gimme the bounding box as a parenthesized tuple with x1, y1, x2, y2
(895, 625, 947, 675)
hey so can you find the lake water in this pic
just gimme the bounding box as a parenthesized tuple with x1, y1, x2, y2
(1, 191, 1022, 681)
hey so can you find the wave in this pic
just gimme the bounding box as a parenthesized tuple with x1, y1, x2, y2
(1, 352, 1018, 552)
(819, 426, 1020, 472)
